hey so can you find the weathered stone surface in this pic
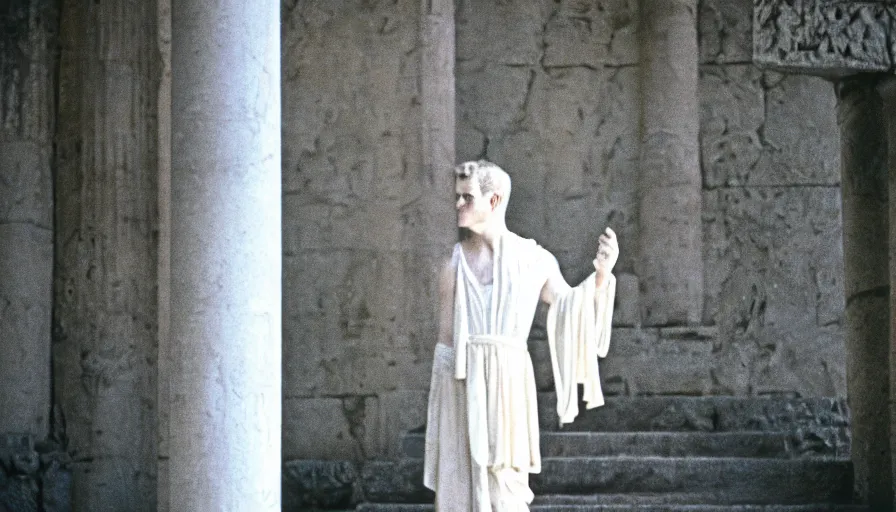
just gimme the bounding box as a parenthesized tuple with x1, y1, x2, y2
(0, 0, 56, 439)
(282, 0, 448, 409)
(637, 0, 703, 326)
(283, 397, 379, 461)
(403, 428, 849, 459)
(760, 73, 840, 185)
(754, 0, 896, 76)
(703, 186, 846, 396)
(464, 65, 640, 278)
(282, 460, 360, 510)
(360, 460, 434, 504)
(605, 274, 635, 327)
(379, 390, 428, 459)
(53, 1, 159, 510)
(532, 324, 841, 398)
(455, 0, 545, 66)
(0, 434, 71, 512)
(700, 69, 839, 188)
(358, 457, 853, 505)
(537, 396, 849, 433)
(530, 458, 853, 502)
(699, 65, 764, 188)
(543, 0, 639, 68)
(877, 76, 896, 511)
(358, 504, 869, 511)
(699, 0, 753, 64)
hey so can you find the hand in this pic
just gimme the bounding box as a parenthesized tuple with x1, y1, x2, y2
(592, 227, 619, 275)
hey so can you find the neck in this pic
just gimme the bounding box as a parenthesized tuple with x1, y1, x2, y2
(465, 219, 508, 248)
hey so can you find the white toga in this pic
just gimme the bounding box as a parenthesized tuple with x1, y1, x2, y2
(423, 232, 615, 511)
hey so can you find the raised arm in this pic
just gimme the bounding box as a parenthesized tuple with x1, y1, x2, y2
(540, 227, 619, 305)
(539, 252, 572, 305)
(436, 258, 456, 347)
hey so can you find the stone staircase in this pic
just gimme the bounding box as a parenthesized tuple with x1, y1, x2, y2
(284, 395, 866, 511)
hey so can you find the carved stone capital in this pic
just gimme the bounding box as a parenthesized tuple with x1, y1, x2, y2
(754, 0, 896, 77)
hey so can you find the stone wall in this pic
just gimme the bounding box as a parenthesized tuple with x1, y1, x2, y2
(53, 1, 160, 509)
(281, 0, 847, 462)
(0, 0, 55, 440)
(281, 0, 454, 461)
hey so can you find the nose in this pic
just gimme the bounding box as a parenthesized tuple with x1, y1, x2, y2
(456, 197, 464, 209)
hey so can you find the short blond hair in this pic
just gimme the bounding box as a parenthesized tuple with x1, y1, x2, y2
(454, 160, 512, 202)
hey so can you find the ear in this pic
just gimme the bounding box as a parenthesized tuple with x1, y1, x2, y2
(490, 193, 502, 210)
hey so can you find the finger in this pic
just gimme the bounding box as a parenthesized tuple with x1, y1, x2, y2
(605, 227, 616, 238)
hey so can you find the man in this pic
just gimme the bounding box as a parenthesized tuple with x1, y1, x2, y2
(423, 160, 619, 511)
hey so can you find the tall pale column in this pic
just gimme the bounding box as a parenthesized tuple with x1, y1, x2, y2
(878, 77, 896, 510)
(169, 2, 281, 510)
(838, 76, 892, 509)
(636, 0, 703, 326)
(54, 2, 159, 509)
(0, 0, 55, 439)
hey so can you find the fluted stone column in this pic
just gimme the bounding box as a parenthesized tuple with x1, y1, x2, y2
(411, 0, 457, 329)
(169, 2, 281, 510)
(879, 77, 896, 510)
(0, 0, 55, 440)
(637, 0, 703, 326)
(54, 2, 159, 509)
(837, 76, 892, 509)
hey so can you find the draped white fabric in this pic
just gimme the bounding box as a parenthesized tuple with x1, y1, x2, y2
(424, 232, 615, 510)
(547, 272, 616, 426)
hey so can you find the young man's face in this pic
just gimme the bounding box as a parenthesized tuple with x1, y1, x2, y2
(455, 178, 495, 229)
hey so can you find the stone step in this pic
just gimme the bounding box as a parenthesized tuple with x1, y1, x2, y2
(533, 395, 849, 433)
(356, 503, 867, 512)
(359, 458, 853, 505)
(401, 428, 849, 459)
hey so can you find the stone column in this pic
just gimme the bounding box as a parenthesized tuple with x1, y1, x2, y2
(837, 76, 892, 509)
(0, 0, 55, 440)
(415, 0, 457, 292)
(878, 76, 896, 510)
(636, 0, 703, 326)
(156, 0, 172, 510)
(169, 2, 281, 510)
(54, 1, 159, 510)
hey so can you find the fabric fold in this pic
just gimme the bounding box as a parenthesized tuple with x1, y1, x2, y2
(546, 272, 616, 426)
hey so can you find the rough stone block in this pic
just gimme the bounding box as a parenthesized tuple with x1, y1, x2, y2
(39, 459, 71, 512)
(0, 141, 52, 226)
(529, 457, 853, 502)
(456, 0, 545, 65)
(613, 273, 639, 327)
(538, 395, 850, 433)
(543, 0, 639, 68)
(703, 187, 846, 397)
(483, 66, 640, 277)
(754, 0, 896, 75)
(699, 0, 752, 64)
(699, 64, 764, 188)
(456, 62, 532, 137)
(0, 234, 52, 430)
(358, 456, 853, 505)
(360, 460, 433, 504)
(284, 249, 432, 397)
(282, 459, 359, 511)
(379, 390, 428, 459)
(757, 73, 839, 185)
(283, 397, 378, 461)
(701, 69, 838, 188)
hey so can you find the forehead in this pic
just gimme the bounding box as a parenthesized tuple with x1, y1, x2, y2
(455, 178, 482, 195)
